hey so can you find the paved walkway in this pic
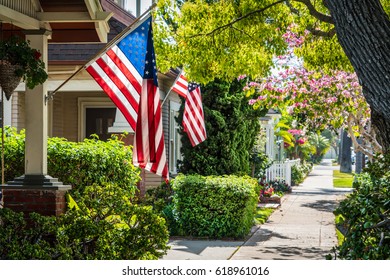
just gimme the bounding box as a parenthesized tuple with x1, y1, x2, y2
(163, 160, 352, 260)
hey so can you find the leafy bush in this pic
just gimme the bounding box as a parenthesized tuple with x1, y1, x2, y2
(1, 127, 25, 182)
(0, 183, 170, 260)
(334, 153, 390, 259)
(141, 182, 182, 235)
(172, 174, 260, 239)
(291, 161, 313, 185)
(1, 127, 140, 195)
(0, 127, 169, 259)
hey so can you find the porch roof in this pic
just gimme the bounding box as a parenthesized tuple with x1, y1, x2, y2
(0, 0, 112, 43)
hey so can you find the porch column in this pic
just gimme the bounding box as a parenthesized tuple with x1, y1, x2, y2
(1, 30, 70, 217)
(24, 32, 48, 175)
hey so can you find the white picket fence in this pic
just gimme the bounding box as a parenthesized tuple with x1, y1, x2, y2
(265, 159, 300, 186)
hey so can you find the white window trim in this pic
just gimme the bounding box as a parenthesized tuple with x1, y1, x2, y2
(77, 97, 115, 141)
(169, 100, 182, 175)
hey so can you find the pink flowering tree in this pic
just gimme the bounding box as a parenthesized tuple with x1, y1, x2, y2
(244, 26, 381, 159)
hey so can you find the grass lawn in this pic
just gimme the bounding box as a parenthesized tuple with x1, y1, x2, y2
(254, 207, 274, 225)
(333, 170, 354, 188)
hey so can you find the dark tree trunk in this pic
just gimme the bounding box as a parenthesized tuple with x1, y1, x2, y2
(340, 130, 352, 173)
(325, 0, 390, 152)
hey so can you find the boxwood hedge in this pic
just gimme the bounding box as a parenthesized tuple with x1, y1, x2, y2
(172, 174, 260, 239)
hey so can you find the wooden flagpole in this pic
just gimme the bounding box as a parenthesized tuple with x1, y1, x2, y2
(45, 2, 157, 103)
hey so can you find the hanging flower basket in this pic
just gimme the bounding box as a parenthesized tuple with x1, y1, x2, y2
(0, 60, 23, 100)
(0, 35, 48, 99)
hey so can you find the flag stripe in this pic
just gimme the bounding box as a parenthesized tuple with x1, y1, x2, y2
(171, 74, 188, 98)
(183, 84, 207, 147)
(86, 64, 138, 130)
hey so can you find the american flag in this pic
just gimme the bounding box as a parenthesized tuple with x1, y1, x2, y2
(85, 16, 168, 181)
(182, 82, 207, 146)
(171, 72, 188, 98)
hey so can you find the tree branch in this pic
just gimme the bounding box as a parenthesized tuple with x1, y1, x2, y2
(188, 0, 286, 38)
(294, 0, 334, 24)
(306, 26, 336, 37)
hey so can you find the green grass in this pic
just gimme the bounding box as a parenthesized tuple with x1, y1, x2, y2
(333, 170, 354, 188)
(254, 207, 274, 225)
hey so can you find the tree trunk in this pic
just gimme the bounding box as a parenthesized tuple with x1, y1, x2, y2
(325, 0, 390, 152)
(340, 130, 352, 173)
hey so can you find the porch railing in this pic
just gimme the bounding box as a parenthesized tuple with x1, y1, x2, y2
(266, 159, 300, 186)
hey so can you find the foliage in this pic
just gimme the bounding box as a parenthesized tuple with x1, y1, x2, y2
(259, 179, 291, 198)
(250, 133, 272, 179)
(0, 35, 48, 89)
(154, 0, 382, 83)
(141, 182, 182, 235)
(0, 183, 170, 260)
(291, 161, 312, 185)
(172, 174, 260, 239)
(254, 207, 274, 225)
(1, 128, 140, 196)
(1, 127, 25, 182)
(177, 78, 266, 176)
(308, 133, 331, 163)
(334, 153, 390, 259)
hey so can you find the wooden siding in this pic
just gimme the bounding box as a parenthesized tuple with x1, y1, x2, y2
(11, 92, 25, 131)
(52, 91, 110, 141)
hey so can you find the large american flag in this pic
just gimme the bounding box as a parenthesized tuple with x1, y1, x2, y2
(182, 82, 207, 146)
(85, 16, 168, 181)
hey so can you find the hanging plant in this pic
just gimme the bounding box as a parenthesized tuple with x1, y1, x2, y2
(0, 35, 48, 99)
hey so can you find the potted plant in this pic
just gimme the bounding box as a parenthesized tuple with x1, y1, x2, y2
(0, 35, 48, 100)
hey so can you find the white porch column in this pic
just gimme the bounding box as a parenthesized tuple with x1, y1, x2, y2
(108, 109, 134, 134)
(24, 32, 49, 175)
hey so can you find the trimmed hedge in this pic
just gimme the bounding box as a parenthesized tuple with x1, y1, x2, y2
(172, 174, 260, 239)
(2, 127, 140, 194)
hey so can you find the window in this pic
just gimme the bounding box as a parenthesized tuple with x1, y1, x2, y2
(169, 101, 182, 174)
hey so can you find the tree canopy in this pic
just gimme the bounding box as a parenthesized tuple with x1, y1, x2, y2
(155, 0, 388, 83)
(155, 0, 390, 151)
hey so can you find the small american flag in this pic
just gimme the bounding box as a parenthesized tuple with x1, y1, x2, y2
(183, 82, 207, 146)
(85, 16, 168, 181)
(171, 72, 188, 98)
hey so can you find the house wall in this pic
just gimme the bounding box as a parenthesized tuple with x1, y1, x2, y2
(11, 92, 25, 131)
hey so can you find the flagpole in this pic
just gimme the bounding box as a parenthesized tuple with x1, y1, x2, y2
(161, 68, 184, 107)
(45, 2, 157, 103)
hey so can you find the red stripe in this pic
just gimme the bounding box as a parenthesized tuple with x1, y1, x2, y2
(147, 81, 157, 162)
(106, 49, 142, 94)
(183, 87, 207, 146)
(86, 65, 137, 130)
(95, 57, 139, 114)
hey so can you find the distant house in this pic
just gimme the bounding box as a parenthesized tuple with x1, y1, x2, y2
(9, 0, 182, 194)
(260, 109, 300, 186)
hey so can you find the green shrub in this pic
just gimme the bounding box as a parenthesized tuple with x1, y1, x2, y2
(0, 183, 170, 260)
(141, 182, 182, 235)
(291, 161, 312, 185)
(172, 174, 260, 239)
(1, 127, 140, 195)
(0, 127, 168, 260)
(1, 127, 25, 182)
(334, 153, 390, 259)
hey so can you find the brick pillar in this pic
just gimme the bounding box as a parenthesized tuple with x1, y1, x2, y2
(1, 175, 71, 217)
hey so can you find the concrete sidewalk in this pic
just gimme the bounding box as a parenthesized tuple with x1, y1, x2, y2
(162, 160, 352, 260)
